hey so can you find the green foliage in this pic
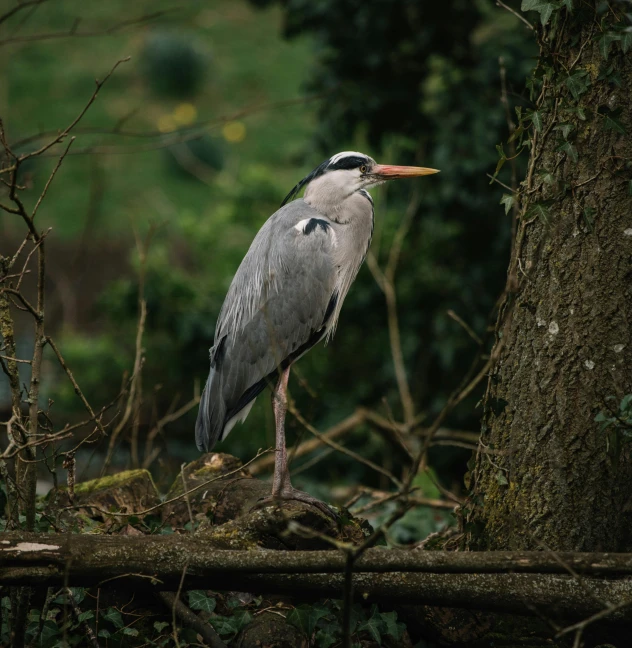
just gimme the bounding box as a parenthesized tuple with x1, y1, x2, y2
(595, 395, 632, 467)
(556, 140, 578, 162)
(566, 70, 591, 99)
(141, 31, 208, 98)
(101, 607, 125, 629)
(521, 0, 558, 26)
(286, 600, 405, 646)
(287, 604, 330, 636)
(600, 107, 627, 135)
(530, 109, 544, 132)
(526, 202, 552, 225)
(500, 194, 515, 215)
(187, 590, 216, 613)
(210, 610, 253, 637)
(597, 32, 622, 59)
(165, 136, 225, 180)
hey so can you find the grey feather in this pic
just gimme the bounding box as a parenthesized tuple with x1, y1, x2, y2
(196, 175, 374, 452)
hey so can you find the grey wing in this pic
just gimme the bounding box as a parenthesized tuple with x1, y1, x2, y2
(195, 210, 338, 452)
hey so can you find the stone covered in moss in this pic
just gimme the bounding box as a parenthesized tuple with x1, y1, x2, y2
(49, 469, 160, 522)
(161, 452, 250, 527)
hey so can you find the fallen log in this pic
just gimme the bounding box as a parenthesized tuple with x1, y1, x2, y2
(1, 533, 632, 621)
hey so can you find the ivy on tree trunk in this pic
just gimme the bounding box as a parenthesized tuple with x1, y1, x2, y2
(466, 0, 632, 552)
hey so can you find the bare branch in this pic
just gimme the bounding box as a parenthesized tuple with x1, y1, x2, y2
(0, 11, 170, 46)
(288, 403, 403, 489)
(5, 91, 332, 161)
(31, 137, 75, 220)
(18, 58, 130, 162)
(0, 0, 49, 27)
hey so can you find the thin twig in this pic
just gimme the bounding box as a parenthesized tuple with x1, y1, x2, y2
(496, 0, 534, 30)
(288, 403, 402, 489)
(0, 11, 169, 46)
(65, 588, 99, 648)
(46, 336, 107, 438)
(19, 57, 130, 161)
(31, 137, 75, 220)
(447, 309, 483, 345)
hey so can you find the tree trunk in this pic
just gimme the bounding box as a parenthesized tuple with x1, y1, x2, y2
(467, 1, 632, 551)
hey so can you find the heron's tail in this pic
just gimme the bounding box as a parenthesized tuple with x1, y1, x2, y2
(195, 367, 226, 452)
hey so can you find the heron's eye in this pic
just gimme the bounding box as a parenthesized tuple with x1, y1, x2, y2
(359, 165, 368, 174)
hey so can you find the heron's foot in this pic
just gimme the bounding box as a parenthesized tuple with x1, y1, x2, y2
(254, 487, 337, 520)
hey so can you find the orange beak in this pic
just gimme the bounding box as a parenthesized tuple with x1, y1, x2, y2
(372, 164, 440, 179)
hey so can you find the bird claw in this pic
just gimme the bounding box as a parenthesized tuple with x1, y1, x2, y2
(253, 487, 338, 520)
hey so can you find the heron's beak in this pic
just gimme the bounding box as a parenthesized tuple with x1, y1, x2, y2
(372, 164, 440, 179)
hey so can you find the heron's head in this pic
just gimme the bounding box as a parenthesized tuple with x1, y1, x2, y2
(282, 151, 439, 208)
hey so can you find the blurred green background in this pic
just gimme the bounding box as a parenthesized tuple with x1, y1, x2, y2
(1, 0, 535, 535)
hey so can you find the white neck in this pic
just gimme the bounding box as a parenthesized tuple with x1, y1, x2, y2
(303, 169, 359, 216)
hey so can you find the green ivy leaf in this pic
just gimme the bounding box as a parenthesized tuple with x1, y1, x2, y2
(316, 629, 337, 648)
(602, 110, 627, 135)
(154, 621, 170, 633)
(101, 608, 124, 629)
(490, 143, 507, 184)
(561, 0, 573, 10)
(77, 610, 94, 624)
(40, 621, 60, 641)
(211, 611, 253, 637)
(521, 0, 557, 26)
(538, 170, 555, 185)
(97, 629, 111, 639)
(527, 202, 552, 225)
(557, 140, 578, 162)
(620, 394, 632, 412)
(381, 611, 405, 640)
(123, 627, 139, 637)
(555, 123, 574, 139)
(566, 70, 590, 99)
(597, 32, 621, 60)
(496, 472, 508, 486)
(287, 605, 330, 637)
(500, 194, 515, 216)
(582, 207, 595, 233)
(358, 606, 382, 644)
(531, 110, 544, 132)
(622, 31, 632, 54)
(188, 590, 216, 613)
(211, 616, 239, 636)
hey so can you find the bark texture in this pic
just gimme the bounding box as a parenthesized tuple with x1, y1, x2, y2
(2, 533, 632, 621)
(468, 2, 632, 551)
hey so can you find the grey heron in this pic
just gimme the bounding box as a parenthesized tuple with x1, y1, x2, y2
(196, 151, 438, 513)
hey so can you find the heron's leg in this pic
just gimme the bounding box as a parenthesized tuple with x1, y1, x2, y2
(271, 365, 291, 497)
(264, 365, 336, 519)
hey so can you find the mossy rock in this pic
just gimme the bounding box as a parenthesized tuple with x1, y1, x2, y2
(48, 469, 160, 522)
(234, 610, 307, 648)
(161, 452, 250, 527)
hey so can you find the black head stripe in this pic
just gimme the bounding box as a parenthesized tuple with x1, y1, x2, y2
(328, 155, 370, 171)
(281, 153, 371, 207)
